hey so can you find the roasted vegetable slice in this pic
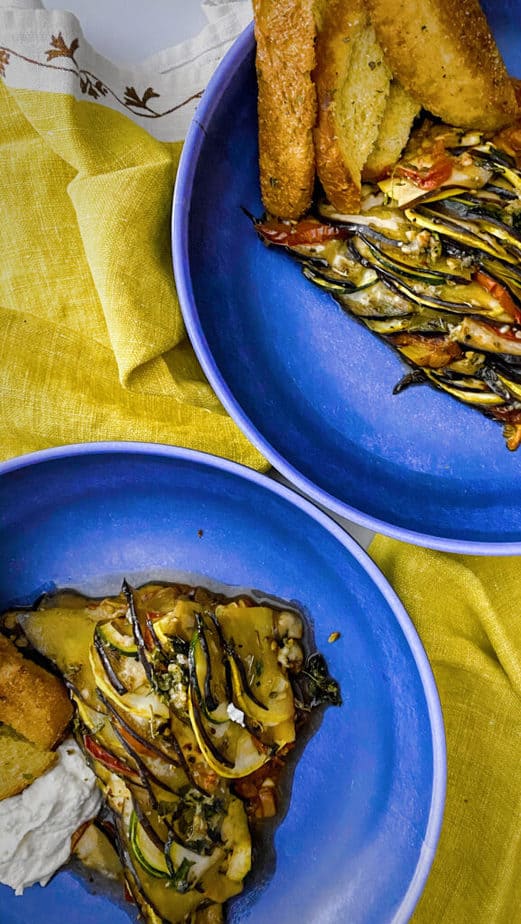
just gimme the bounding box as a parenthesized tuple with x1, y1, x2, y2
(187, 681, 270, 779)
(90, 644, 169, 723)
(18, 607, 102, 706)
(216, 604, 296, 728)
(97, 619, 138, 657)
(190, 614, 231, 724)
(255, 114, 521, 450)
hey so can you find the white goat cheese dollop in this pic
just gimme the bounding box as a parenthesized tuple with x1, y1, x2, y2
(0, 738, 101, 895)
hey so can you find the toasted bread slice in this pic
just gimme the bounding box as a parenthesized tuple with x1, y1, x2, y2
(366, 0, 517, 132)
(0, 724, 56, 800)
(492, 80, 521, 164)
(314, 0, 392, 213)
(363, 81, 420, 181)
(0, 634, 72, 750)
(253, 0, 318, 219)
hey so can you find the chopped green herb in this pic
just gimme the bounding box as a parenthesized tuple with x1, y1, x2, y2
(300, 652, 342, 708)
(170, 857, 196, 894)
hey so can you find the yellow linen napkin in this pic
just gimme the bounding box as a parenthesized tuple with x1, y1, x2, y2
(0, 11, 265, 468)
(370, 536, 521, 923)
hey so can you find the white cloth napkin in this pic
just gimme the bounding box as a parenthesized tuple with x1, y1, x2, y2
(0, 0, 253, 140)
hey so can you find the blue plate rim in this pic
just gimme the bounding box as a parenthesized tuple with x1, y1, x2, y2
(1, 439, 446, 922)
(172, 22, 521, 557)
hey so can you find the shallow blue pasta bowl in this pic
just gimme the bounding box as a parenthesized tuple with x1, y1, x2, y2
(0, 442, 445, 924)
(172, 1, 521, 553)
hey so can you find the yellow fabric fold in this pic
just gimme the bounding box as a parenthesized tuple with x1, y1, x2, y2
(370, 536, 521, 923)
(0, 78, 267, 466)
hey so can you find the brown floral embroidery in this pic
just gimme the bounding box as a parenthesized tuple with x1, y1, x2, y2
(123, 85, 160, 112)
(0, 48, 9, 78)
(0, 31, 203, 118)
(45, 33, 79, 62)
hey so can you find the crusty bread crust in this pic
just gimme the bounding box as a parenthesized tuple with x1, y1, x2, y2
(363, 81, 420, 181)
(366, 0, 517, 132)
(314, 0, 391, 213)
(253, 0, 317, 219)
(492, 80, 521, 167)
(0, 634, 73, 750)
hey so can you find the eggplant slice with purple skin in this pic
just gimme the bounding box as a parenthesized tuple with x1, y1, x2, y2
(254, 118, 521, 451)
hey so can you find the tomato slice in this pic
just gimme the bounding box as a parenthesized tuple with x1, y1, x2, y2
(395, 138, 453, 191)
(256, 217, 347, 246)
(473, 270, 521, 324)
(84, 733, 137, 778)
(396, 158, 453, 191)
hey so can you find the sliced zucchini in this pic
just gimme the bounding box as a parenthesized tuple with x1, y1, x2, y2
(450, 316, 521, 356)
(355, 233, 469, 286)
(168, 708, 216, 794)
(337, 279, 414, 319)
(116, 801, 204, 922)
(405, 207, 518, 265)
(364, 315, 415, 334)
(188, 682, 270, 780)
(130, 808, 227, 897)
(97, 619, 138, 656)
(368, 263, 518, 324)
(215, 604, 295, 728)
(302, 263, 377, 293)
(378, 175, 467, 208)
(165, 834, 222, 890)
(424, 371, 505, 406)
(155, 599, 199, 639)
(497, 374, 521, 400)
(94, 628, 127, 695)
(437, 280, 517, 324)
(89, 645, 169, 723)
(190, 617, 230, 724)
(129, 810, 170, 879)
(122, 580, 159, 689)
(472, 143, 521, 194)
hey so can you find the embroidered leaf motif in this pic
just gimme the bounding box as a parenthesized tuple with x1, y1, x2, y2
(45, 33, 79, 61)
(142, 86, 160, 104)
(78, 74, 108, 100)
(123, 85, 140, 106)
(123, 85, 160, 109)
(0, 48, 9, 77)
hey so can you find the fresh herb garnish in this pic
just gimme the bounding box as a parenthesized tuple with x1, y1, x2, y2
(300, 652, 342, 708)
(165, 854, 196, 893)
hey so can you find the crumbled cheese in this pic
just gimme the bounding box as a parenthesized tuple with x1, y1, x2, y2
(226, 703, 245, 727)
(167, 661, 188, 710)
(277, 638, 304, 671)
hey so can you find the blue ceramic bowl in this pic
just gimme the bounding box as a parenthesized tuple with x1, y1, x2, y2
(0, 443, 445, 924)
(173, 3, 521, 554)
